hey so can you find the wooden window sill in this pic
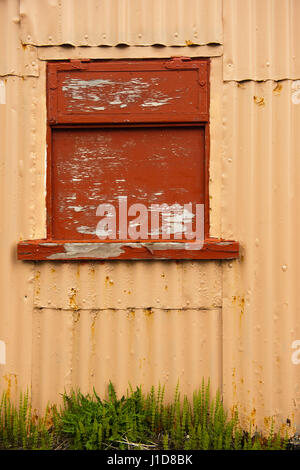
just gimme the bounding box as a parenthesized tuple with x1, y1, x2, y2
(17, 239, 239, 261)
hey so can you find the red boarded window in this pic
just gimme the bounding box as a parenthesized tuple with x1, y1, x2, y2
(17, 58, 239, 260)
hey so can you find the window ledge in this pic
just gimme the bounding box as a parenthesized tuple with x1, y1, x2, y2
(17, 239, 239, 261)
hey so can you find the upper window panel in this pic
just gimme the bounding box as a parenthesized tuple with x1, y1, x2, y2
(47, 59, 209, 124)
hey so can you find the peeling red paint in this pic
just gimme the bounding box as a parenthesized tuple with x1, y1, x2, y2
(47, 59, 209, 123)
(17, 239, 240, 261)
(51, 126, 205, 240)
(17, 58, 239, 261)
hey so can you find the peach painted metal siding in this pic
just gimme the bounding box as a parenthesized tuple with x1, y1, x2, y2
(223, 0, 300, 81)
(0, 0, 300, 435)
(19, 0, 223, 47)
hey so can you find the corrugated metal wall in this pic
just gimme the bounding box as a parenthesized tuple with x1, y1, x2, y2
(1, 0, 300, 433)
(19, 0, 223, 47)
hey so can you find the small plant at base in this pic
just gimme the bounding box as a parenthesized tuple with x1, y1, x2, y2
(0, 381, 291, 450)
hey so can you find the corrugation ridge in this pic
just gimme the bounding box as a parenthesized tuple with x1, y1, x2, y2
(223, 0, 300, 81)
(0, 77, 39, 397)
(32, 308, 221, 409)
(221, 79, 300, 430)
(36, 260, 222, 310)
(290, 81, 300, 427)
(19, 0, 222, 47)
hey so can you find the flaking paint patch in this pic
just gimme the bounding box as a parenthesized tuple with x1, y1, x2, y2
(61, 76, 175, 111)
(47, 242, 197, 259)
(141, 97, 172, 107)
(0, 80, 6, 104)
(77, 226, 96, 235)
(292, 80, 300, 104)
(0, 341, 6, 364)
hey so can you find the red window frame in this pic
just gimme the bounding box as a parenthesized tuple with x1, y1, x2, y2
(17, 58, 239, 261)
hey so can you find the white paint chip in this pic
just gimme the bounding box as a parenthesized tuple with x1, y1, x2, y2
(0, 80, 6, 104)
(292, 340, 300, 365)
(0, 340, 6, 364)
(292, 80, 300, 104)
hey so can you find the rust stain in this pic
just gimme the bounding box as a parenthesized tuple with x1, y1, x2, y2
(250, 407, 256, 427)
(72, 311, 80, 323)
(273, 83, 282, 95)
(88, 265, 95, 277)
(144, 307, 154, 316)
(254, 96, 265, 106)
(185, 39, 195, 46)
(2, 373, 18, 398)
(69, 287, 79, 311)
(231, 367, 237, 402)
(90, 311, 98, 339)
(34, 270, 41, 296)
(232, 295, 245, 321)
(263, 416, 272, 432)
(105, 275, 114, 286)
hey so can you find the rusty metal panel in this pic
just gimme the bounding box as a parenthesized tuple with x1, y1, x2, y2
(34, 261, 222, 311)
(19, 0, 223, 47)
(218, 76, 300, 430)
(31, 307, 222, 410)
(223, 0, 300, 81)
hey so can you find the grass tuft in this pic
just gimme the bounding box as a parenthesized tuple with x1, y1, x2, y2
(0, 381, 292, 450)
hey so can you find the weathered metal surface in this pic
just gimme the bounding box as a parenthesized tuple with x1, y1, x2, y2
(17, 239, 240, 260)
(0, 70, 47, 394)
(220, 75, 300, 431)
(0, 0, 300, 435)
(223, 0, 300, 81)
(33, 260, 222, 311)
(50, 124, 205, 240)
(47, 59, 209, 123)
(31, 307, 222, 411)
(37, 45, 224, 61)
(19, 0, 223, 47)
(0, 0, 38, 77)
